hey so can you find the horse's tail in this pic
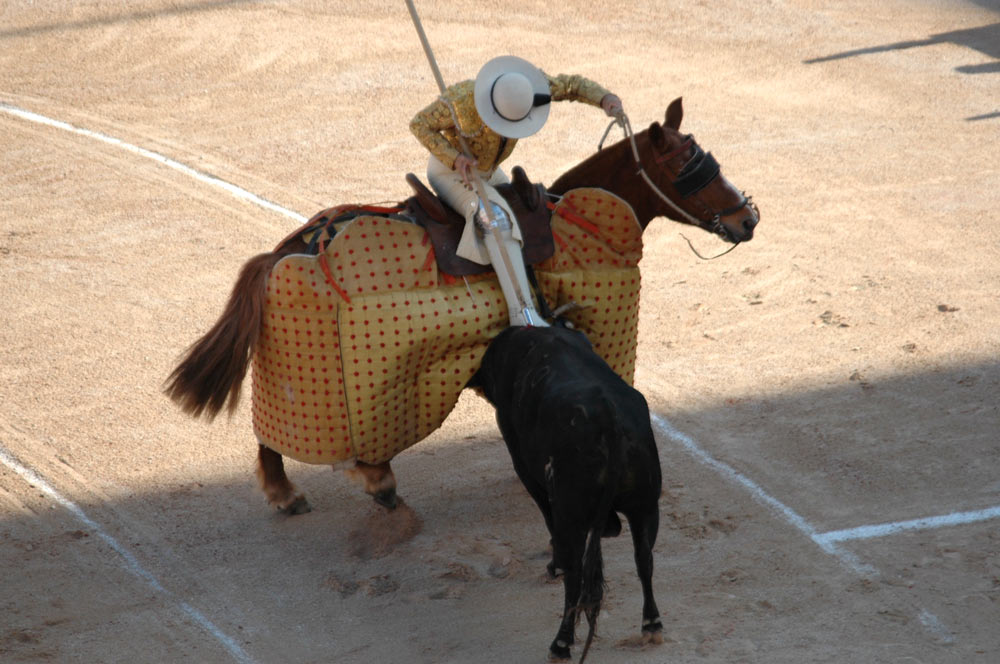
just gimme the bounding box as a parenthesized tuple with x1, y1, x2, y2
(164, 251, 281, 420)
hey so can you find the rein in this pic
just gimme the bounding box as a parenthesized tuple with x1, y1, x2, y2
(600, 114, 703, 227)
(679, 233, 739, 260)
(599, 114, 747, 259)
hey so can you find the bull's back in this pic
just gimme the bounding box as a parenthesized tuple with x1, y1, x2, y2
(484, 327, 656, 480)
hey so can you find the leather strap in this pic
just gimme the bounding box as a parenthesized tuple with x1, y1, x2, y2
(673, 145, 720, 198)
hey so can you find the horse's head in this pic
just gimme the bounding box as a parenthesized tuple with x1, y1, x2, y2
(643, 98, 759, 243)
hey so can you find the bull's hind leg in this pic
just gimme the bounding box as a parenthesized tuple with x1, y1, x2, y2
(549, 539, 584, 661)
(343, 460, 398, 509)
(627, 508, 663, 643)
(256, 444, 312, 515)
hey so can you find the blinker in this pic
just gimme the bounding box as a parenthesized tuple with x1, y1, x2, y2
(673, 145, 720, 198)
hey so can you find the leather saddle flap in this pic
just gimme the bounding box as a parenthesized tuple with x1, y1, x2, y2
(404, 172, 555, 277)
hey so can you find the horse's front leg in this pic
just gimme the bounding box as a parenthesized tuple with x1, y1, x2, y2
(256, 444, 312, 514)
(343, 460, 398, 509)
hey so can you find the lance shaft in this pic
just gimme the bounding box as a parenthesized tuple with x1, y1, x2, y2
(405, 0, 447, 93)
(403, 0, 530, 315)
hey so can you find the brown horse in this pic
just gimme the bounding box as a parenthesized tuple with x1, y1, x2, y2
(165, 98, 758, 513)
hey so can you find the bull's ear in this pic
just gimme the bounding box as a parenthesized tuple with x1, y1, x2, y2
(665, 97, 683, 131)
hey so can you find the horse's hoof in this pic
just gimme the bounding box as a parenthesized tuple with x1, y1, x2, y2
(279, 495, 313, 515)
(642, 618, 664, 645)
(373, 488, 398, 510)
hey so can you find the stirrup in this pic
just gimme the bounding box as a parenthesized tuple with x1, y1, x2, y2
(474, 200, 512, 233)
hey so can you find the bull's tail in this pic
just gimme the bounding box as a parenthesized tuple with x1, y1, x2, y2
(577, 522, 606, 664)
(576, 399, 624, 664)
(164, 251, 282, 420)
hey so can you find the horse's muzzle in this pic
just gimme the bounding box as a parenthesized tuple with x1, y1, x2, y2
(719, 199, 759, 243)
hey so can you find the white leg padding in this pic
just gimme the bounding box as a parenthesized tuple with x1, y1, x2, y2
(425, 157, 547, 327)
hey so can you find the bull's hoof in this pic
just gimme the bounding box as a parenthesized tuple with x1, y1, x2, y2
(373, 488, 398, 510)
(279, 495, 313, 515)
(546, 561, 565, 579)
(548, 640, 572, 662)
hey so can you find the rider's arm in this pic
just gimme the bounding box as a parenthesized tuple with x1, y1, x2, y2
(410, 95, 463, 171)
(546, 73, 613, 108)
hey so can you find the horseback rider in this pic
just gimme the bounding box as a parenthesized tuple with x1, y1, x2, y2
(410, 55, 623, 326)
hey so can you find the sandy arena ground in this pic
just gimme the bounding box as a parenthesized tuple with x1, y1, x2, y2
(2, 0, 999, 662)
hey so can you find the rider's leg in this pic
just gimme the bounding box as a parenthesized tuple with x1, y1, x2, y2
(426, 158, 547, 327)
(474, 199, 547, 326)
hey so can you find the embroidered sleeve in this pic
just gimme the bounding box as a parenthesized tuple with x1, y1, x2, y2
(410, 96, 462, 171)
(546, 73, 612, 108)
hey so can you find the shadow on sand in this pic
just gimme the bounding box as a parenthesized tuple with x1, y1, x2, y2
(0, 0, 257, 40)
(804, 21, 1000, 73)
(2, 359, 998, 661)
(803, 12, 1000, 121)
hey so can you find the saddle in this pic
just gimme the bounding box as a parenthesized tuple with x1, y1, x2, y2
(284, 167, 555, 278)
(403, 166, 555, 277)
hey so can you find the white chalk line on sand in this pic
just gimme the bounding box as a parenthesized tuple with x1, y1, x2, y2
(0, 445, 256, 664)
(0, 102, 302, 662)
(0, 101, 307, 224)
(650, 413, 1000, 645)
(814, 505, 1000, 547)
(16, 92, 976, 564)
(652, 414, 1000, 569)
(3, 99, 983, 648)
(650, 414, 877, 576)
(6, 99, 994, 557)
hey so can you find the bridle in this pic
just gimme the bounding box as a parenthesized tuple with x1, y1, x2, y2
(599, 114, 757, 251)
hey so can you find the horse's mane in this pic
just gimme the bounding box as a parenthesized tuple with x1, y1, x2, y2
(548, 126, 649, 196)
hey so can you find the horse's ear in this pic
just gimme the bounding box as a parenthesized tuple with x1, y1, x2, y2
(665, 97, 683, 131)
(648, 121, 667, 150)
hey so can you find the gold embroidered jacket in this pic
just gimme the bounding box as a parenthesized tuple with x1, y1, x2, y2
(410, 73, 611, 172)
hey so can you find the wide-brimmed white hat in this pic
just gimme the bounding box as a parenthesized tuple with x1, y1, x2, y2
(474, 55, 551, 139)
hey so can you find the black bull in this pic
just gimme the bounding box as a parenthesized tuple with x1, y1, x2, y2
(470, 325, 663, 662)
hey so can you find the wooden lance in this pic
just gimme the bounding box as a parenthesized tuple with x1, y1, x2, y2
(403, 0, 534, 318)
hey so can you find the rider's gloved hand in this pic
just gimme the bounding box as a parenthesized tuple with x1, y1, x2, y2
(454, 154, 479, 188)
(601, 94, 624, 118)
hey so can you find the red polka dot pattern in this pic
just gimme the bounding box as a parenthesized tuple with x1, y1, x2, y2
(251, 189, 643, 465)
(252, 215, 508, 465)
(535, 188, 644, 385)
